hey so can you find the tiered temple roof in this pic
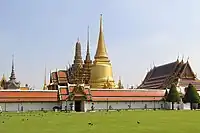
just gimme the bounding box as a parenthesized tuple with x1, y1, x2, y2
(48, 33, 92, 89)
(138, 59, 198, 89)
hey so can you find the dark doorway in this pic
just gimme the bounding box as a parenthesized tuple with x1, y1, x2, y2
(75, 101, 81, 112)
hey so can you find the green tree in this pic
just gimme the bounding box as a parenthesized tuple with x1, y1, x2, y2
(183, 84, 200, 110)
(166, 84, 181, 110)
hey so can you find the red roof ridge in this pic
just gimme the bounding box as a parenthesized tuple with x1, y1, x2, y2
(90, 89, 165, 92)
(0, 90, 58, 92)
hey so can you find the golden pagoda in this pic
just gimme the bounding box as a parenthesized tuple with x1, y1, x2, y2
(90, 14, 115, 88)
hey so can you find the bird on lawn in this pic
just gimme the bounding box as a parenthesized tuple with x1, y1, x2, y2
(88, 122, 93, 126)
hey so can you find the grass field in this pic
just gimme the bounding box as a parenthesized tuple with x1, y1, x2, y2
(0, 110, 200, 133)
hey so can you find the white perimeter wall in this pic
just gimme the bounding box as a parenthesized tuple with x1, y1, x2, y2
(84, 101, 165, 111)
(0, 102, 59, 112)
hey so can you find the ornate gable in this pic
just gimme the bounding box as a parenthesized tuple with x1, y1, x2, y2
(68, 85, 86, 100)
(180, 62, 196, 79)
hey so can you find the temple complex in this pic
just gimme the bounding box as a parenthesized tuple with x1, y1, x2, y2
(48, 14, 116, 89)
(0, 14, 199, 112)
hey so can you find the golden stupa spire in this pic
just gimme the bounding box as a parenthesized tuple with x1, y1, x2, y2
(90, 14, 115, 89)
(94, 14, 108, 60)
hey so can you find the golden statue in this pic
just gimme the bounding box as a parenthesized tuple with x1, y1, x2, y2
(117, 76, 124, 89)
(90, 14, 115, 88)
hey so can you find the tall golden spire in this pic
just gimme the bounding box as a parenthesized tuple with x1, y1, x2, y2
(90, 14, 115, 89)
(94, 14, 109, 60)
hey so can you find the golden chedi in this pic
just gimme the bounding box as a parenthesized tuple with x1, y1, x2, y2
(90, 14, 115, 88)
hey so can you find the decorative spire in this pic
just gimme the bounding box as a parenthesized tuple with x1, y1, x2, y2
(187, 56, 189, 62)
(43, 66, 47, 90)
(181, 54, 184, 62)
(153, 61, 155, 67)
(177, 53, 179, 62)
(94, 14, 109, 60)
(84, 26, 92, 63)
(73, 38, 83, 66)
(1, 74, 6, 81)
(10, 54, 16, 80)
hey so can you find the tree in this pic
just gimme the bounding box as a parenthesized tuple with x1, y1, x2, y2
(183, 84, 200, 110)
(166, 84, 181, 110)
(163, 89, 168, 101)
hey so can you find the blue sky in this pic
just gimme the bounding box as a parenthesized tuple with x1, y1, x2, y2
(0, 0, 200, 89)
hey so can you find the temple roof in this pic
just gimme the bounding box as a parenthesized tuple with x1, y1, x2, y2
(138, 59, 197, 89)
(0, 90, 58, 102)
(50, 70, 68, 85)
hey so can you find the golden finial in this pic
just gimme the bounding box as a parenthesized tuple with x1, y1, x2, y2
(187, 56, 189, 62)
(94, 14, 108, 59)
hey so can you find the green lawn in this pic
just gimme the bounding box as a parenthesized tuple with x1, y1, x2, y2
(0, 110, 199, 133)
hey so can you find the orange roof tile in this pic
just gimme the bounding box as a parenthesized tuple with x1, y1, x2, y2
(92, 97, 162, 101)
(0, 91, 58, 98)
(58, 71, 67, 78)
(90, 90, 164, 97)
(60, 88, 68, 95)
(0, 97, 58, 102)
(60, 95, 68, 100)
(84, 89, 90, 95)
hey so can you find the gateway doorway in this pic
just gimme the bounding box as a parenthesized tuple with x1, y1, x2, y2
(75, 101, 81, 112)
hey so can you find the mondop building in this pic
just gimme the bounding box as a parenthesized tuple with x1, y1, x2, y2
(0, 15, 199, 112)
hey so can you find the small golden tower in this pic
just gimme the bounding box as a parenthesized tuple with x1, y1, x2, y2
(0, 74, 7, 89)
(90, 14, 115, 88)
(117, 76, 124, 89)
